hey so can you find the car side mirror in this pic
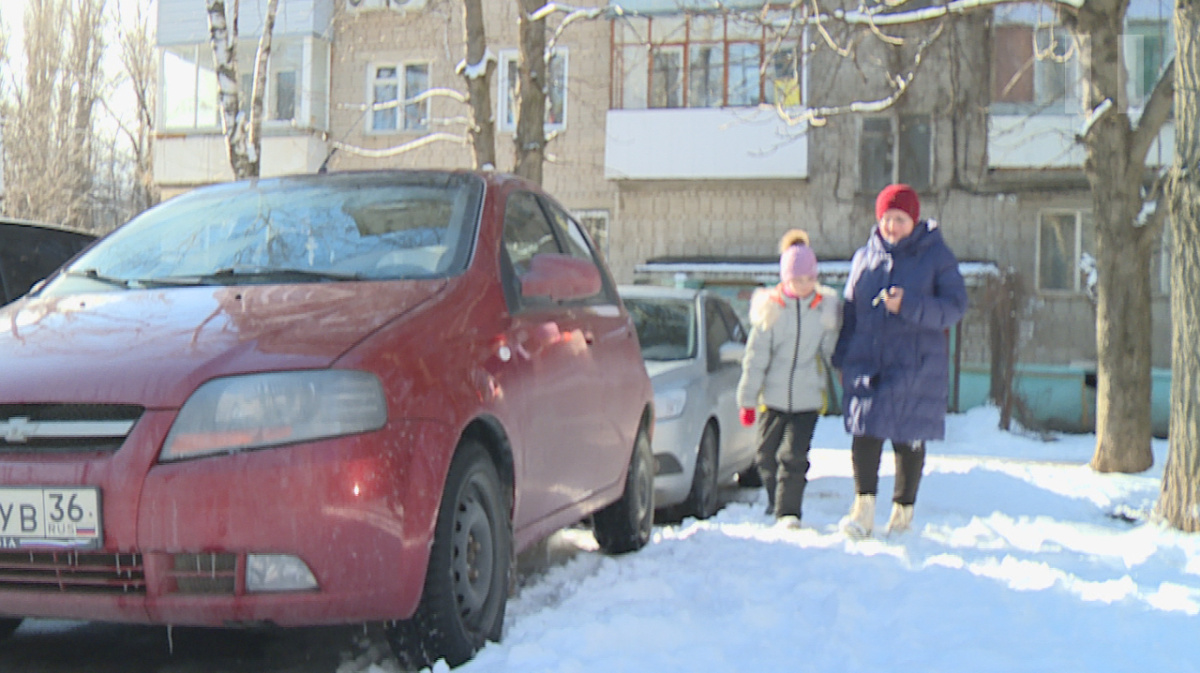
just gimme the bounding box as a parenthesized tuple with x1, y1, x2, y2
(520, 253, 602, 302)
(719, 341, 745, 364)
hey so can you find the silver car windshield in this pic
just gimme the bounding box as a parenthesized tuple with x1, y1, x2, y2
(625, 296, 696, 361)
(54, 173, 482, 290)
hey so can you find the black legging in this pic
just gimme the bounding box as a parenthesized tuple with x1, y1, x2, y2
(851, 435, 925, 506)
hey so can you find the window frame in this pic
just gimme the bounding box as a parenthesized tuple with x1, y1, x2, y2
(367, 60, 431, 134)
(1035, 209, 1093, 294)
(496, 48, 569, 133)
(989, 23, 1083, 114)
(611, 13, 806, 111)
(859, 114, 933, 194)
(160, 38, 315, 132)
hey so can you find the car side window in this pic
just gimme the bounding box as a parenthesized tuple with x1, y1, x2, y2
(538, 197, 616, 305)
(503, 191, 562, 279)
(705, 298, 734, 372)
(716, 301, 747, 344)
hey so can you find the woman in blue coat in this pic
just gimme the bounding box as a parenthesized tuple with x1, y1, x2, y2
(831, 184, 968, 537)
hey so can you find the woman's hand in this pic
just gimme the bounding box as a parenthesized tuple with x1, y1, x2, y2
(883, 287, 904, 314)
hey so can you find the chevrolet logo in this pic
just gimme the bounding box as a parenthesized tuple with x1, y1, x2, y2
(2, 417, 36, 444)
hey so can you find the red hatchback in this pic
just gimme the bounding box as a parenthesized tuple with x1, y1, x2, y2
(0, 170, 655, 668)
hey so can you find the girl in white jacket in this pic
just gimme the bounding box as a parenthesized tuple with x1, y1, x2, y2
(736, 229, 840, 527)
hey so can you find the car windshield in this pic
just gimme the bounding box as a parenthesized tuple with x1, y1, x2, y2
(624, 296, 696, 361)
(55, 172, 483, 290)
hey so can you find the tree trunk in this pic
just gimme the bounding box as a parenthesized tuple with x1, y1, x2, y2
(246, 0, 280, 178)
(206, 0, 252, 179)
(461, 0, 496, 169)
(1158, 0, 1200, 531)
(514, 0, 546, 185)
(1076, 1, 1156, 473)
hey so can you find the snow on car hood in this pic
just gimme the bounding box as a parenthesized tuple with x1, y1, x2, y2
(0, 281, 446, 407)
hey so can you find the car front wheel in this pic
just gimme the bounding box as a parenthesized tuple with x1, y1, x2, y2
(593, 424, 654, 554)
(683, 425, 720, 520)
(387, 439, 511, 669)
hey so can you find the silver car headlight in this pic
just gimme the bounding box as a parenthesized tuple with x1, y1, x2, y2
(160, 370, 387, 461)
(654, 388, 688, 420)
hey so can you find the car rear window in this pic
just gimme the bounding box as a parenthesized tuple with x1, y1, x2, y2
(625, 296, 696, 361)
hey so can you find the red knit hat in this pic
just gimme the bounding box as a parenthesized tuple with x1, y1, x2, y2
(875, 184, 920, 222)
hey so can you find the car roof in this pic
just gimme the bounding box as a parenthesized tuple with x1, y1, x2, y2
(617, 284, 703, 301)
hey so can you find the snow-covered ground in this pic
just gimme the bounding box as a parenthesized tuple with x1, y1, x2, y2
(350, 405, 1197, 673)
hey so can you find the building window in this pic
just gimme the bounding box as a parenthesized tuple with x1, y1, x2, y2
(573, 209, 610, 258)
(991, 24, 1080, 113)
(162, 44, 220, 129)
(1124, 21, 1175, 109)
(612, 13, 805, 110)
(160, 38, 321, 131)
(497, 49, 568, 132)
(370, 63, 429, 132)
(859, 115, 932, 194)
(1036, 210, 1093, 292)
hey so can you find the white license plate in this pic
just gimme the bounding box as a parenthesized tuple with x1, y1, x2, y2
(0, 487, 102, 549)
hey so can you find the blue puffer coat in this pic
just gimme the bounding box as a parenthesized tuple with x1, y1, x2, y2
(831, 220, 968, 442)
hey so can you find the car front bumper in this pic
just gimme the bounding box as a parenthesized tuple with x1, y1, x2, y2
(0, 413, 455, 627)
(650, 415, 696, 509)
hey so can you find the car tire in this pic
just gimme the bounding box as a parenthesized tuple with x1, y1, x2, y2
(683, 425, 720, 520)
(0, 618, 21, 640)
(386, 440, 511, 669)
(593, 424, 654, 554)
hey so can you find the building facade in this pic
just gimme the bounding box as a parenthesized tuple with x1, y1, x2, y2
(152, 0, 1178, 427)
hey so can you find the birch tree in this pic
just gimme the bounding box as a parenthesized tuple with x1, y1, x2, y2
(205, 0, 280, 179)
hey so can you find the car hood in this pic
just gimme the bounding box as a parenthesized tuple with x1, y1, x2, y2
(644, 359, 695, 382)
(0, 281, 446, 407)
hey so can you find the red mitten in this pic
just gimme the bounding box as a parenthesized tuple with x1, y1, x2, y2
(739, 408, 756, 427)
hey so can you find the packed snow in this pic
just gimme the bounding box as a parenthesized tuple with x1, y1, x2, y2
(348, 405, 1196, 673)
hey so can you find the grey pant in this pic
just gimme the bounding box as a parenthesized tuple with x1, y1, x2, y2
(756, 409, 819, 519)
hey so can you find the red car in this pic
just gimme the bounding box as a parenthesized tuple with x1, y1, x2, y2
(0, 170, 655, 668)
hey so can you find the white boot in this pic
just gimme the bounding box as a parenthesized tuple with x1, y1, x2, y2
(841, 494, 876, 538)
(886, 503, 914, 535)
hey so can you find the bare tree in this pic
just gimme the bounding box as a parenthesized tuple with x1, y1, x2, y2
(1, 0, 107, 230)
(1158, 0, 1200, 531)
(1069, 1, 1176, 474)
(205, 0, 280, 179)
(458, 0, 496, 169)
(112, 0, 158, 214)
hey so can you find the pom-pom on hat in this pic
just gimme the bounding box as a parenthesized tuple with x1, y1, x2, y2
(875, 183, 920, 223)
(778, 229, 818, 282)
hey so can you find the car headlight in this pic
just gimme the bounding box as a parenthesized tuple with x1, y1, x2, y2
(160, 370, 387, 461)
(654, 388, 687, 420)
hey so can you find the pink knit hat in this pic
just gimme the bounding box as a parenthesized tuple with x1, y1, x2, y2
(780, 243, 818, 282)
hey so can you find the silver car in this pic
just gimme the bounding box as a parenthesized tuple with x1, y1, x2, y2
(620, 285, 757, 520)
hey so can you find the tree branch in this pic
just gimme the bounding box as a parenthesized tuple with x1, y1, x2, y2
(1130, 57, 1176, 168)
